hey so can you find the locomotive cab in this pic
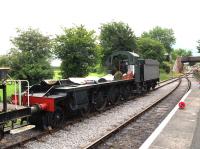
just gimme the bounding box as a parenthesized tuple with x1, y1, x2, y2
(105, 51, 139, 78)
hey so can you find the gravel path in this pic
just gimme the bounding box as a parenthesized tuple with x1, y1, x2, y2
(25, 80, 179, 149)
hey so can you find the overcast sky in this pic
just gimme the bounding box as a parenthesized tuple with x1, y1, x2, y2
(0, 0, 200, 65)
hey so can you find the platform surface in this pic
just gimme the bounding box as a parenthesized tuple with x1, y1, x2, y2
(148, 77, 200, 149)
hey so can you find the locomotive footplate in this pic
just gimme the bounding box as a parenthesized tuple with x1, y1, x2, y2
(0, 103, 31, 125)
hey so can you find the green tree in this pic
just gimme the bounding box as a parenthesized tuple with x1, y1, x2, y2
(137, 37, 165, 62)
(99, 22, 137, 62)
(142, 26, 176, 54)
(0, 55, 9, 67)
(11, 28, 52, 58)
(172, 48, 192, 60)
(54, 25, 98, 78)
(9, 28, 53, 84)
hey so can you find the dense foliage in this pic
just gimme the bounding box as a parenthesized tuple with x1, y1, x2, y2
(54, 25, 98, 78)
(6, 28, 53, 84)
(142, 26, 176, 54)
(100, 22, 137, 62)
(137, 37, 165, 62)
(172, 48, 192, 60)
(0, 55, 9, 67)
(0, 23, 194, 81)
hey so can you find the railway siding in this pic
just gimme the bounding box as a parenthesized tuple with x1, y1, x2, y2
(97, 77, 189, 149)
(24, 79, 180, 149)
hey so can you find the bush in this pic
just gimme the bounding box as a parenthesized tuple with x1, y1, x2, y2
(54, 26, 98, 78)
(161, 61, 171, 73)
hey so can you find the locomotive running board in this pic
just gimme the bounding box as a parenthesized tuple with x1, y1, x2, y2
(10, 125, 35, 134)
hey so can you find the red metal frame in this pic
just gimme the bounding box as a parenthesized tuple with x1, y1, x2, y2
(11, 95, 55, 112)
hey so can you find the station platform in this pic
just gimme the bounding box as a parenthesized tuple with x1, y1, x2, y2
(140, 77, 200, 149)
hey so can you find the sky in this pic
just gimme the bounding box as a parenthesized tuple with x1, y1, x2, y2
(0, 0, 200, 66)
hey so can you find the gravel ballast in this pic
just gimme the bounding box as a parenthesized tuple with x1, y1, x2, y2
(25, 80, 179, 149)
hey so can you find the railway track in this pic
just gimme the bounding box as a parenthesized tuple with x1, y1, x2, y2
(82, 76, 191, 149)
(0, 77, 183, 149)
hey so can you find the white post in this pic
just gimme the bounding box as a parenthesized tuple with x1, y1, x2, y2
(18, 81, 21, 105)
(25, 80, 30, 107)
(14, 81, 17, 109)
(7, 79, 30, 107)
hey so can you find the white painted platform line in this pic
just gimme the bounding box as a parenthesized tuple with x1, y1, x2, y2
(10, 125, 35, 134)
(139, 89, 192, 149)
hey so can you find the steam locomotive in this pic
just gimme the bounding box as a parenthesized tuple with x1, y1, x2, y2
(0, 51, 159, 139)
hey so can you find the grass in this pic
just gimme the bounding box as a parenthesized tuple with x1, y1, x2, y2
(0, 84, 15, 102)
(88, 68, 177, 81)
(53, 69, 172, 81)
(88, 68, 181, 81)
(53, 68, 62, 80)
(53, 66, 107, 79)
(160, 71, 171, 81)
(53, 70, 106, 79)
(159, 69, 182, 81)
(87, 72, 106, 77)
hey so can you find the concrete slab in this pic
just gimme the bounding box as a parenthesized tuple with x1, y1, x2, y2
(141, 77, 200, 149)
(190, 110, 200, 149)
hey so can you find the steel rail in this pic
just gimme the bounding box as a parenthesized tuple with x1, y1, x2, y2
(82, 76, 191, 149)
(1, 77, 184, 149)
